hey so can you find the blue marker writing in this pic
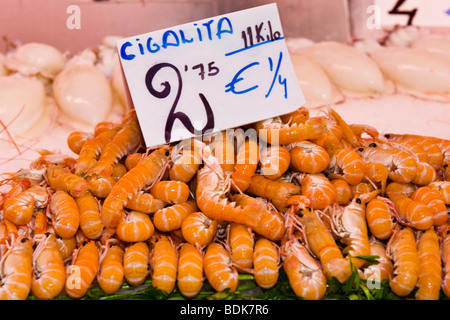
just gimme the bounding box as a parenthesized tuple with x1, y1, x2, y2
(119, 17, 233, 61)
(225, 61, 260, 95)
(265, 52, 286, 98)
(120, 41, 135, 60)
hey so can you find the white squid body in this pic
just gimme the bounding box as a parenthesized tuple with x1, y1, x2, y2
(299, 41, 386, 99)
(369, 45, 450, 102)
(53, 50, 113, 129)
(385, 27, 450, 64)
(4, 42, 66, 79)
(289, 53, 343, 108)
(410, 37, 450, 64)
(0, 75, 57, 142)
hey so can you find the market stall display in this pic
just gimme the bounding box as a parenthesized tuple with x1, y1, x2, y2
(1, 1, 450, 301)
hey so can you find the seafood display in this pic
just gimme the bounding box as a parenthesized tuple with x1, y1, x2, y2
(0, 19, 449, 301)
(0, 39, 127, 160)
(286, 27, 450, 104)
(0, 102, 449, 301)
(284, 28, 450, 164)
(2, 26, 450, 172)
(298, 41, 386, 99)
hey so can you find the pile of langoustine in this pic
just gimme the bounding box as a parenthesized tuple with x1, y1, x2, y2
(0, 106, 450, 301)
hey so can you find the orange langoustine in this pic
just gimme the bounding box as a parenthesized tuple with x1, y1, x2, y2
(0, 103, 449, 300)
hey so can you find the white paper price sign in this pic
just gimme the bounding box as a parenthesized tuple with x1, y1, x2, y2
(117, 3, 305, 147)
(375, 0, 450, 27)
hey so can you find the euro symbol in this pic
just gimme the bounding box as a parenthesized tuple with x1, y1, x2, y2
(225, 61, 260, 95)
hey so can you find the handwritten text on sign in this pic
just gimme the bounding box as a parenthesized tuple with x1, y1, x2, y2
(117, 3, 305, 147)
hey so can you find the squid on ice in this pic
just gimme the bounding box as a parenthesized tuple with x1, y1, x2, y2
(0, 42, 64, 146)
(289, 52, 344, 108)
(0, 75, 58, 145)
(384, 26, 450, 64)
(4, 42, 66, 80)
(410, 36, 450, 64)
(52, 49, 114, 130)
(357, 39, 450, 102)
(296, 41, 386, 99)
